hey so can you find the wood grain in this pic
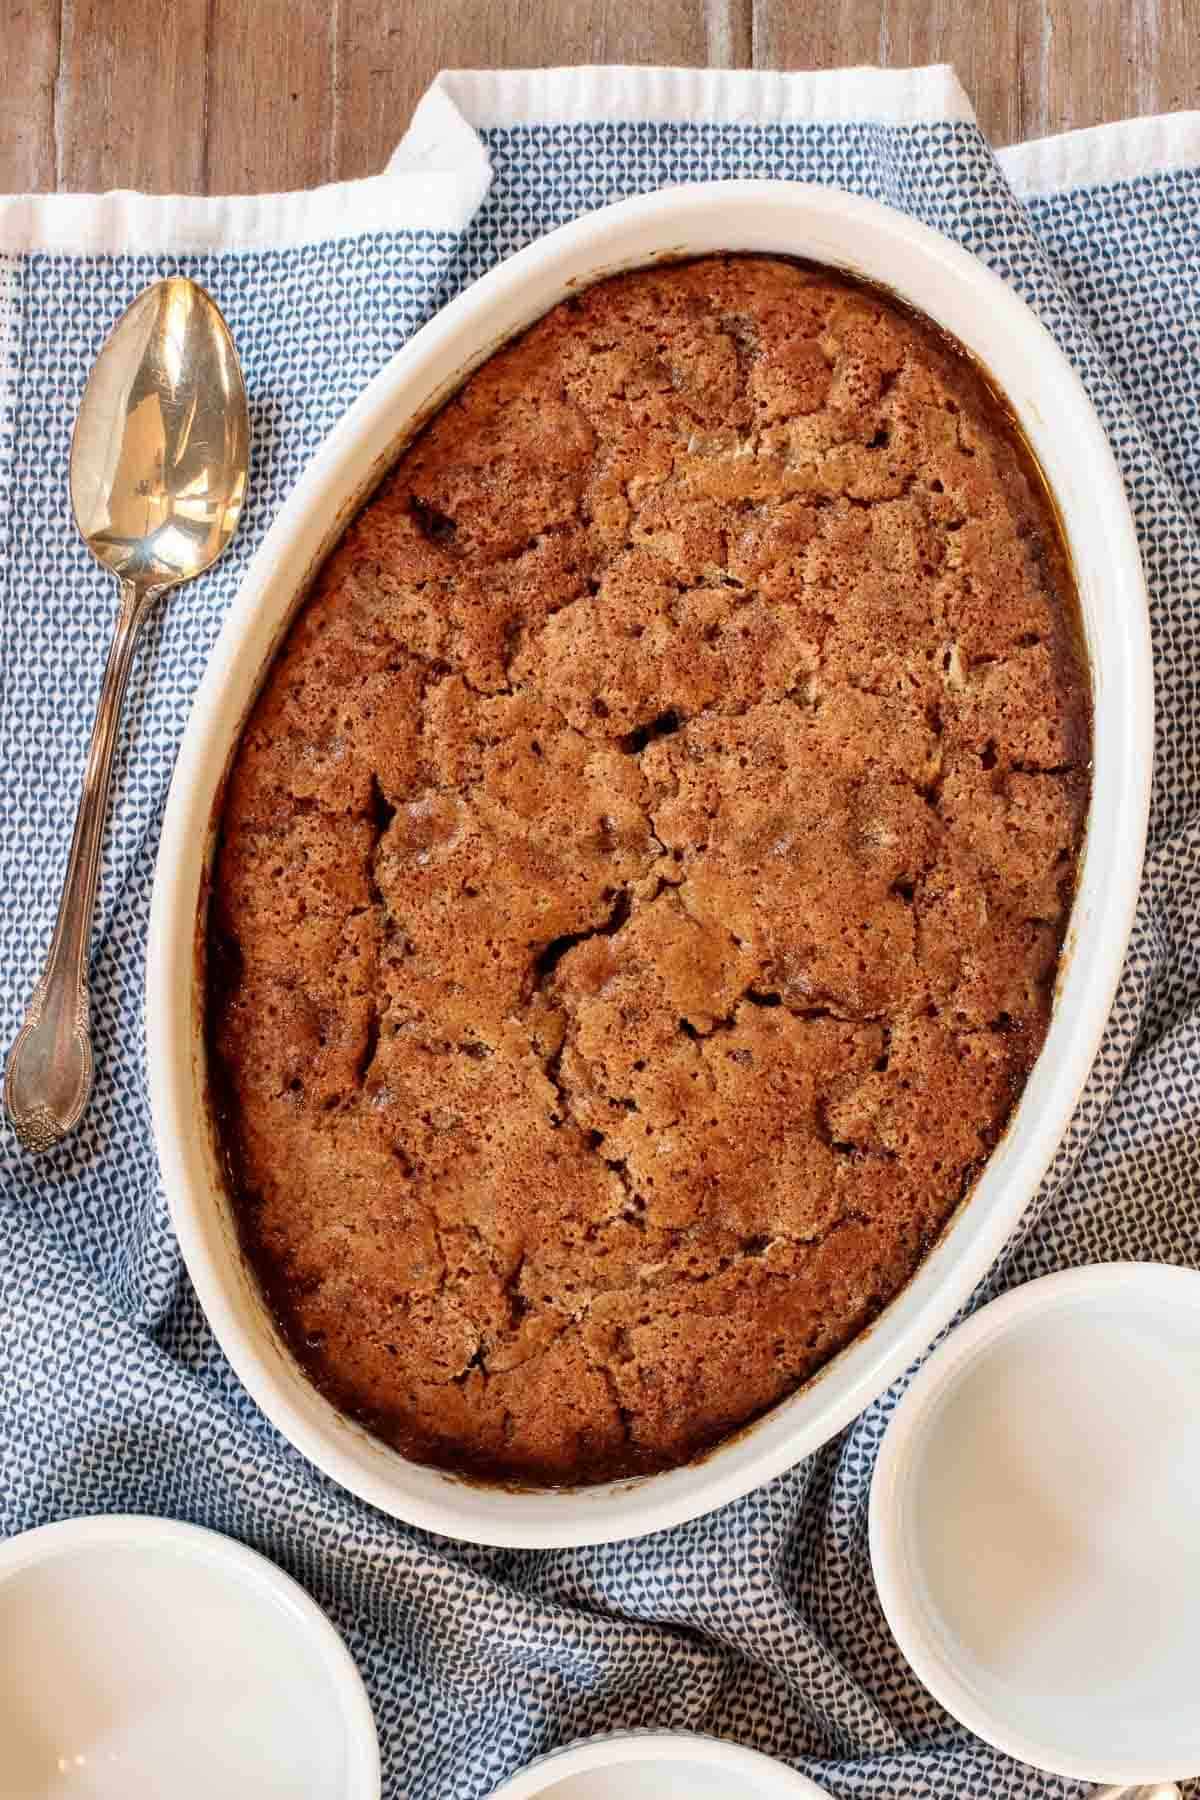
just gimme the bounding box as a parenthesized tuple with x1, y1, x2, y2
(0, 0, 60, 189)
(56, 0, 208, 192)
(333, 0, 719, 184)
(756, 0, 1195, 148)
(205, 0, 337, 192)
(1032, 0, 1192, 137)
(0, 0, 1194, 196)
(752, 0, 1022, 140)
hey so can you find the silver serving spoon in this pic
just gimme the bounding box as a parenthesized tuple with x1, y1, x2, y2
(4, 277, 249, 1153)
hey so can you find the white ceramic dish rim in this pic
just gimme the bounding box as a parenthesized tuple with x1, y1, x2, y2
(0, 1513, 381, 1797)
(488, 1729, 827, 1797)
(147, 179, 1153, 1549)
(868, 1263, 1200, 1783)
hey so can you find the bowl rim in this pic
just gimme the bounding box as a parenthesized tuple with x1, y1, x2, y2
(487, 1728, 828, 1797)
(147, 178, 1153, 1548)
(868, 1263, 1200, 1783)
(0, 1513, 381, 1797)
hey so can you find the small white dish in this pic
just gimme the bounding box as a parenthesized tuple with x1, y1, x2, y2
(488, 1730, 828, 1798)
(0, 1514, 380, 1800)
(870, 1264, 1200, 1783)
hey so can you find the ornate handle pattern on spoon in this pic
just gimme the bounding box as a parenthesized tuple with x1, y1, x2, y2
(5, 577, 157, 1152)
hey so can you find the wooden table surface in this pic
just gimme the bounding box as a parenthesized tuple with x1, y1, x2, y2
(1, 0, 1192, 196)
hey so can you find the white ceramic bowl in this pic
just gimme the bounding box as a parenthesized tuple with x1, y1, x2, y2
(147, 181, 1152, 1548)
(870, 1265, 1200, 1782)
(489, 1730, 827, 1798)
(0, 1514, 380, 1799)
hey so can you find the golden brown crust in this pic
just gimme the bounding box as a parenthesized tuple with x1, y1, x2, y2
(208, 256, 1090, 1484)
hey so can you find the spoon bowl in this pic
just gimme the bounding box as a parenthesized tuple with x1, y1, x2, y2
(4, 276, 249, 1153)
(70, 277, 249, 586)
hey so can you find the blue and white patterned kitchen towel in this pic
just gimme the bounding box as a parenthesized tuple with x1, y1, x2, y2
(2, 63, 1198, 1800)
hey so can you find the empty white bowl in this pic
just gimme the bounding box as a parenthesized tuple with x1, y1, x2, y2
(869, 1264, 1200, 1782)
(0, 1515, 380, 1800)
(489, 1731, 828, 1798)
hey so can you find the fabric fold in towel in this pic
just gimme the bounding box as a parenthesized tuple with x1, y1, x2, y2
(2, 63, 1198, 1800)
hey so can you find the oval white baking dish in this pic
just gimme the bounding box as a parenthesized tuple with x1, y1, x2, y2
(147, 181, 1152, 1548)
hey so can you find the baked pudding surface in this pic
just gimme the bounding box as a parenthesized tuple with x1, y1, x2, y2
(208, 255, 1090, 1484)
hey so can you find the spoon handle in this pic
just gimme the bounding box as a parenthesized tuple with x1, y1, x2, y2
(5, 577, 155, 1152)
